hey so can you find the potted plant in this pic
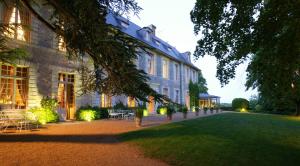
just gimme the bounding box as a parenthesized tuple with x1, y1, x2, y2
(210, 107, 214, 114)
(166, 104, 175, 121)
(204, 107, 208, 114)
(182, 106, 188, 119)
(135, 107, 144, 127)
(195, 107, 200, 116)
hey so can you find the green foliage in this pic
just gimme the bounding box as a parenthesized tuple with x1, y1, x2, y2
(191, 0, 300, 115)
(41, 96, 58, 111)
(181, 106, 188, 114)
(28, 107, 59, 124)
(249, 95, 259, 110)
(189, 71, 208, 110)
(166, 104, 176, 116)
(255, 104, 263, 112)
(232, 98, 250, 111)
(0, 23, 30, 64)
(135, 108, 144, 118)
(76, 106, 109, 121)
(157, 105, 167, 115)
(113, 101, 127, 110)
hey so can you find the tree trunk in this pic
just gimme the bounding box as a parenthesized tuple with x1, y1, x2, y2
(167, 114, 172, 121)
(296, 101, 300, 116)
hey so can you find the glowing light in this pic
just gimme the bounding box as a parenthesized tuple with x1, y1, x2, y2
(143, 109, 149, 117)
(240, 108, 248, 112)
(159, 108, 167, 115)
(79, 110, 96, 122)
(4, 7, 26, 41)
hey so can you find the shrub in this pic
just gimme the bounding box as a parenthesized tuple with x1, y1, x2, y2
(232, 98, 250, 111)
(181, 106, 188, 114)
(166, 104, 176, 115)
(135, 108, 144, 118)
(114, 101, 127, 110)
(157, 105, 167, 115)
(255, 104, 263, 112)
(41, 96, 58, 111)
(28, 107, 59, 124)
(76, 106, 109, 121)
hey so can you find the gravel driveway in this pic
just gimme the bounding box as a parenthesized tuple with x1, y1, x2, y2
(0, 112, 222, 166)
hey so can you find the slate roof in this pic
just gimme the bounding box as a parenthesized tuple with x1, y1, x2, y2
(199, 93, 220, 99)
(106, 13, 199, 70)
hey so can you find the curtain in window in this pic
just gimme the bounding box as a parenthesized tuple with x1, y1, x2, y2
(19, 8, 30, 41)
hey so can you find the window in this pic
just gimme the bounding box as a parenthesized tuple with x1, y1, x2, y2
(101, 94, 112, 108)
(145, 32, 150, 41)
(3, 5, 30, 41)
(163, 87, 169, 97)
(127, 96, 136, 107)
(58, 36, 66, 51)
(186, 67, 190, 83)
(147, 54, 155, 75)
(120, 21, 129, 29)
(162, 58, 169, 79)
(174, 64, 179, 81)
(0, 64, 28, 109)
(154, 40, 161, 46)
(57, 73, 75, 110)
(175, 90, 180, 103)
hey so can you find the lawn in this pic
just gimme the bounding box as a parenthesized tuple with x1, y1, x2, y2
(120, 113, 300, 166)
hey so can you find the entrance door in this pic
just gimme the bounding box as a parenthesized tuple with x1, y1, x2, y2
(57, 73, 75, 120)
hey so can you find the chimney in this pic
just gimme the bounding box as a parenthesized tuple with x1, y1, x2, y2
(147, 24, 156, 36)
(183, 51, 191, 62)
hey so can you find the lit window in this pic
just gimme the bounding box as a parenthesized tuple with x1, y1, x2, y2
(58, 36, 66, 51)
(57, 73, 75, 110)
(0, 64, 28, 109)
(163, 88, 169, 97)
(101, 94, 112, 108)
(127, 96, 135, 107)
(175, 90, 180, 103)
(147, 54, 155, 75)
(3, 6, 30, 41)
(162, 58, 169, 79)
(174, 64, 179, 81)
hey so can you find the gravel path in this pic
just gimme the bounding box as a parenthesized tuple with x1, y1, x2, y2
(0, 111, 223, 166)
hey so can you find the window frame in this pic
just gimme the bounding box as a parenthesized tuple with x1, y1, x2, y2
(2, 4, 31, 42)
(0, 64, 29, 110)
(162, 58, 169, 79)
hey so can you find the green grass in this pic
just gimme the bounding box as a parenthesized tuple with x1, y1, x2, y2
(120, 113, 300, 166)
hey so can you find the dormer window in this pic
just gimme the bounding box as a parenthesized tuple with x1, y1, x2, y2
(58, 35, 66, 52)
(120, 21, 129, 29)
(144, 32, 150, 41)
(3, 6, 30, 42)
(154, 40, 161, 46)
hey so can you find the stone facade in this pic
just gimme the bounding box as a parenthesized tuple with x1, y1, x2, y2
(0, 2, 200, 119)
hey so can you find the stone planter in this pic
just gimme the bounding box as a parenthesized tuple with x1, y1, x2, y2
(183, 113, 187, 119)
(135, 117, 142, 127)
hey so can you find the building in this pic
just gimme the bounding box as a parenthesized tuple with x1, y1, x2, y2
(0, 2, 200, 120)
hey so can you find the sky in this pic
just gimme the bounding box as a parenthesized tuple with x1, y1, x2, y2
(129, 0, 257, 103)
